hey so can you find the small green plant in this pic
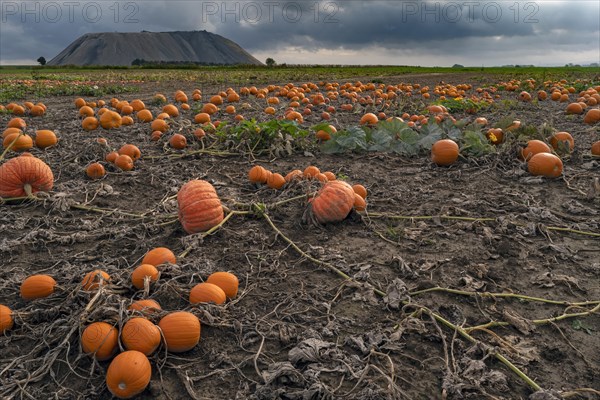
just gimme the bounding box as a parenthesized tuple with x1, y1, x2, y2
(214, 119, 312, 157)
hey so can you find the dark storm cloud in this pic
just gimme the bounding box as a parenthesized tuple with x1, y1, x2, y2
(0, 0, 598, 65)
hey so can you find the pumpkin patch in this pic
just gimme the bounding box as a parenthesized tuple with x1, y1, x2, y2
(1, 69, 599, 400)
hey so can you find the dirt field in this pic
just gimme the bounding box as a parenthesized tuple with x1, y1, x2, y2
(1, 72, 599, 400)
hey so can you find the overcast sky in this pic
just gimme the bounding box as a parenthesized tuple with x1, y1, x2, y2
(0, 0, 598, 66)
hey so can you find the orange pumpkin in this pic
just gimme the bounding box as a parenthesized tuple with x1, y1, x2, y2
(128, 299, 161, 315)
(82, 270, 110, 291)
(266, 173, 286, 189)
(121, 318, 161, 355)
(136, 110, 153, 122)
(79, 106, 94, 118)
(583, 109, 600, 124)
(484, 127, 504, 144)
(194, 113, 211, 124)
(100, 110, 122, 130)
(549, 131, 574, 153)
(162, 104, 179, 117)
(7, 117, 26, 129)
(527, 153, 563, 178)
(323, 171, 336, 181)
(354, 193, 366, 211)
(591, 141, 600, 155)
(169, 134, 187, 149)
(106, 350, 152, 399)
(105, 151, 119, 164)
(86, 162, 106, 179)
(158, 311, 201, 353)
(307, 180, 355, 224)
(115, 154, 134, 171)
(34, 130, 58, 149)
(360, 113, 378, 125)
(20, 275, 56, 300)
(151, 119, 169, 133)
(303, 165, 320, 178)
(0, 304, 14, 333)
(3, 132, 33, 151)
(177, 180, 224, 234)
(82, 116, 99, 131)
(565, 102, 583, 115)
(206, 272, 239, 299)
(352, 184, 367, 199)
(29, 105, 45, 117)
(142, 247, 176, 266)
(118, 144, 141, 161)
(189, 282, 227, 304)
(284, 169, 303, 182)
(521, 140, 551, 161)
(131, 264, 159, 290)
(431, 139, 459, 166)
(130, 99, 145, 112)
(0, 154, 53, 197)
(248, 166, 269, 184)
(81, 322, 119, 361)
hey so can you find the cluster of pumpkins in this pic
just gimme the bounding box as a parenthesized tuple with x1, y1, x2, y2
(2, 117, 58, 152)
(0, 246, 239, 399)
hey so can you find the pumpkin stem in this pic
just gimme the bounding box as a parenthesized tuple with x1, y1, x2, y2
(23, 183, 34, 198)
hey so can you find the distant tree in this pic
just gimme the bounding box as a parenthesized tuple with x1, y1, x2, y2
(37, 57, 46, 66)
(265, 58, 276, 67)
(131, 58, 145, 66)
(451, 64, 464, 69)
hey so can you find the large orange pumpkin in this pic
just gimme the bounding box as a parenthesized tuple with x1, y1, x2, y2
(121, 318, 161, 355)
(177, 180, 224, 234)
(431, 139, 459, 166)
(306, 180, 355, 224)
(527, 153, 563, 178)
(142, 247, 176, 266)
(158, 311, 201, 353)
(106, 350, 152, 399)
(81, 322, 119, 361)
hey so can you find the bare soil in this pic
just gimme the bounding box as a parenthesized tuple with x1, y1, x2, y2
(1, 73, 599, 400)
